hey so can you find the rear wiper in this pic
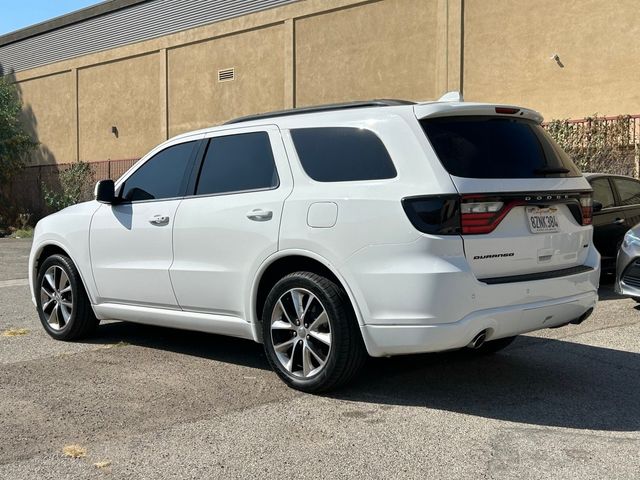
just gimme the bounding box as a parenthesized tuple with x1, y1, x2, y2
(534, 167, 570, 175)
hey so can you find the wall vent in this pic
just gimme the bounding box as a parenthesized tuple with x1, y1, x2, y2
(218, 67, 235, 82)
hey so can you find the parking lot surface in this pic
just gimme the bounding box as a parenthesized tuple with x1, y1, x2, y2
(0, 238, 638, 479)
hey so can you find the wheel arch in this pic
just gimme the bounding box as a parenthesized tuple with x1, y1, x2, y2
(250, 250, 365, 343)
(31, 241, 97, 305)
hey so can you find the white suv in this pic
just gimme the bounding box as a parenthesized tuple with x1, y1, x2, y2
(29, 94, 600, 392)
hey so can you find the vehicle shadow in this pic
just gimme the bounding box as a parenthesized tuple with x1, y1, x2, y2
(90, 320, 639, 432)
(90, 320, 269, 370)
(336, 336, 640, 432)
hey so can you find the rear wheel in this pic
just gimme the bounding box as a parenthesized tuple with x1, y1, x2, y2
(262, 272, 366, 392)
(469, 335, 517, 354)
(36, 254, 99, 341)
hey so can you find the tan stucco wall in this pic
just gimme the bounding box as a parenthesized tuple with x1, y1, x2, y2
(78, 52, 162, 162)
(4, 0, 640, 166)
(463, 0, 640, 120)
(15, 71, 75, 165)
(168, 24, 285, 137)
(295, 0, 439, 106)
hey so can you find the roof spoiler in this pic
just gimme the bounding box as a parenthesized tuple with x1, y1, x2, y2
(438, 91, 464, 102)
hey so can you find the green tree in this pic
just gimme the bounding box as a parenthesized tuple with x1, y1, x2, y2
(0, 77, 37, 187)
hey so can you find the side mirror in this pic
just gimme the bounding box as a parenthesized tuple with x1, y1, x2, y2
(593, 200, 603, 213)
(95, 180, 115, 204)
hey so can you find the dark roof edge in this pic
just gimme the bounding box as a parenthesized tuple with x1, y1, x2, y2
(225, 100, 416, 124)
(0, 0, 151, 47)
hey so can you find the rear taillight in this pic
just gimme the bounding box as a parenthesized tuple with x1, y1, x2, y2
(403, 191, 592, 236)
(460, 196, 522, 234)
(580, 193, 593, 225)
(402, 195, 460, 234)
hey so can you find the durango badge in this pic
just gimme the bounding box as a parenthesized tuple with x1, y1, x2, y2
(473, 253, 515, 260)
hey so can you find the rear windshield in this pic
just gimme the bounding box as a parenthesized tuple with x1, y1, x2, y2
(420, 116, 580, 178)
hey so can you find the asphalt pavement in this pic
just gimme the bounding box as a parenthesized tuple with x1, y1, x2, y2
(0, 238, 638, 479)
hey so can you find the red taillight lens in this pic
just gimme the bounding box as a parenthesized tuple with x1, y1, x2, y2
(460, 196, 521, 234)
(580, 193, 593, 225)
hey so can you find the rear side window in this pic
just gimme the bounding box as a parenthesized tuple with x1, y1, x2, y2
(420, 116, 581, 179)
(121, 141, 196, 201)
(612, 177, 640, 206)
(291, 127, 397, 182)
(590, 178, 615, 209)
(196, 132, 279, 196)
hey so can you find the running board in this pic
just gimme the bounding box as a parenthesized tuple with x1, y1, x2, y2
(93, 303, 254, 340)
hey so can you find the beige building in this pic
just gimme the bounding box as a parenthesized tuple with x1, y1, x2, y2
(1, 0, 639, 170)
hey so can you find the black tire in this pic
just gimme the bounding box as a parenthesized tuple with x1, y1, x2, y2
(632, 297, 640, 303)
(36, 254, 99, 341)
(261, 272, 367, 393)
(469, 335, 517, 354)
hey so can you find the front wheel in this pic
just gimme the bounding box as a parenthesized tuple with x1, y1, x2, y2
(36, 254, 99, 341)
(261, 272, 366, 393)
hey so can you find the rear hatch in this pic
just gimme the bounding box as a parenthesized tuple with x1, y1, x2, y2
(417, 107, 592, 280)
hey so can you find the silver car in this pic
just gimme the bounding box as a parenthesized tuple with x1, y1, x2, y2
(615, 223, 640, 301)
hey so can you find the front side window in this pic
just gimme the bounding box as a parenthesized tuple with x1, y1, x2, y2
(290, 127, 397, 182)
(590, 178, 615, 209)
(613, 177, 640, 206)
(195, 132, 278, 196)
(121, 141, 196, 201)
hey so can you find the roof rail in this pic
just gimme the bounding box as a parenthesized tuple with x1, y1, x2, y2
(224, 99, 416, 125)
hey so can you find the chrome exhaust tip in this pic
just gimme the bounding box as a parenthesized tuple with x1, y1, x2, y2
(570, 307, 594, 325)
(467, 330, 488, 349)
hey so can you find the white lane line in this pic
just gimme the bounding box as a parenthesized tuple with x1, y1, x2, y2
(0, 278, 29, 288)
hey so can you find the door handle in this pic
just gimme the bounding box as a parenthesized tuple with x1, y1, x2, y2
(149, 215, 170, 226)
(613, 218, 625, 225)
(246, 209, 273, 222)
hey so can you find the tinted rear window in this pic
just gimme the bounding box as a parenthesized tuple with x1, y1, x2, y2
(420, 116, 580, 179)
(291, 127, 397, 182)
(195, 132, 278, 196)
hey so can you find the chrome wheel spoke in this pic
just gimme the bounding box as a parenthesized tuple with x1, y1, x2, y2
(309, 330, 331, 347)
(290, 290, 306, 319)
(57, 270, 69, 291)
(49, 303, 60, 328)
(60, 299, 73, 309)
(42, 297, 57, 312)
(302, 344, 312, 377)
(44, 271, 56, 291)
(59, 303, 72, 325)
(308, 310, 328, 332)
(59, 284, 72, 294)
(285, 341, 299, 373)
(307, 342, 327, 367)
(274, 337, 296, 353)
(271, 319, 294, 331)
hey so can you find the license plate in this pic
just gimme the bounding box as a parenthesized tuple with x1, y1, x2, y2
(526, 206, 559, 233)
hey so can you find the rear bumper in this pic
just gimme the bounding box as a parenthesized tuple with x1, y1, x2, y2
(361, 291, 597, 357)
(344, 238, 600, 357)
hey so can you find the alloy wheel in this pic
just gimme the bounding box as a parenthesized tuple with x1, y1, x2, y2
(40, 265, 73, 331)
(270, 288, 332, 378)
